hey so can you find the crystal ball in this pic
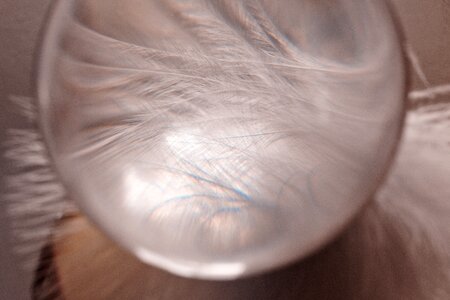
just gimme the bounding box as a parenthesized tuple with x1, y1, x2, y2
(38, 0, 405, 279)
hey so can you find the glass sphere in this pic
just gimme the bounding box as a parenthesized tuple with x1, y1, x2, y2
(38, 0, 405, 279)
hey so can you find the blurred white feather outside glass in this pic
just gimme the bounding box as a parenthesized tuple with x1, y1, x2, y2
(36, 0, 405, 279)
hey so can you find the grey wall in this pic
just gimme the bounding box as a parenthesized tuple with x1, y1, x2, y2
(0, 1, 51, 299)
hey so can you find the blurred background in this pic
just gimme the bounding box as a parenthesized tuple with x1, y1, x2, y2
(0, 0, 449, 299)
